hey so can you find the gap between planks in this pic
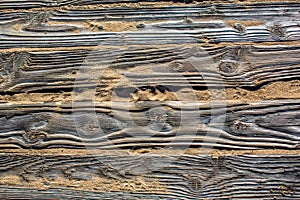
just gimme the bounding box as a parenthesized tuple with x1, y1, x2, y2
(1, 0, 300, 12)
(0, 80, 300, 103)
(1, 148, 300, 158)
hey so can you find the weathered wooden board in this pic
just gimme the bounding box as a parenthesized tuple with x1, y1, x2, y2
(0, 1, 299, 50)
(0, 44, 300, 93)
(0, 100, 299, 149)
(0, 18, 299, 49)
(0, 152, 299, 199)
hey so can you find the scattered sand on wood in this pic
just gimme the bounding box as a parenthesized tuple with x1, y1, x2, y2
(85, 21, 139, 32)
(225, 80, 300, 102)
(0, 80, 299, 103)
(209, 149, 300, 159)
(0, 175, 165, 193)
(130, 90, 177, 102)
(1, 148, 300, 157)
(0, 1, 199, 13)
(0, 92, 72, 104)
(1, 0, 298, 13)
(17, 0, 300, 11)
(12, 23, 22, 31)
(0, 175, 22, 185)
(226, 20, 265, 27)
(64, 2, 191, 10)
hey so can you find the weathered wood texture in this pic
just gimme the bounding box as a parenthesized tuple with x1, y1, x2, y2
(0, 44, 300, 93)
(0, 2, 299, 50)
(0, 0, 300, 199)
(0, 100, 299, 149)
(0, 153, 299, 199)
(0, 1, 299, 92)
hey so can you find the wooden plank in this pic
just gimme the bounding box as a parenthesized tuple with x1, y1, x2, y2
(0, 188, 168, 200)
(0, 22, 299, 49)
(0, 100, 298, 149)
(0, 2, 299, 50)
(0, 44, 299, 92)
(1, 1, 299, 21)
(0, 152, 299, 199)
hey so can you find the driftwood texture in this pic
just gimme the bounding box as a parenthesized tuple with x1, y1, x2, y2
(0, 100, 299, 149)
(0, 0, 300, 199)
(0, 152, 299, 199)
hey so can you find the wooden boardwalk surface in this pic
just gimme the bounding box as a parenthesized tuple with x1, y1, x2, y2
(0, 0, 299, 199)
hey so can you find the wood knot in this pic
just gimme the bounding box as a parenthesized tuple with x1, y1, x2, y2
(233, 23, 246, 33)
(268, 23, 286, 39)
(24, 11, 78, 32)
(23, 130, 48, 143)
(136, 23, 146, 29)
(146, 107, 169, 123)
(227, 45, 251, 60)
(183, 18, 193, 24)
(231, 120, 249, 133)
(183, 174, 204, 191)
(145, 107, 172, 132)
(0, 52, 28, 89)
(169, 61, 197, 73)
(218, 60, 238, 75)
(0, 52, 30, 89)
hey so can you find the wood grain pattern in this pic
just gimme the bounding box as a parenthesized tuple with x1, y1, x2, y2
(0, 153, 299, 199)
(0, 22, 299, 48)
(0, 44, 299, 93)
(0, 2, 299, 50)
(0, 100, 298, 149)
(0, 0, 300, 199)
